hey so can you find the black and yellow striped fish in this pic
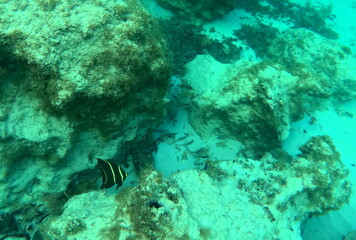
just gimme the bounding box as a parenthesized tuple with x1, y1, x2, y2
(97, 158, 128, 190)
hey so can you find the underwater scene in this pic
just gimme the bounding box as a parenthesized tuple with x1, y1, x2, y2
(0, 0, 355, 239)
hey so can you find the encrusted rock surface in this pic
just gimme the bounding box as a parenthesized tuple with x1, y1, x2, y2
(267, 28, 356, 103)
(0, 0, 170, 132)
(183, 28, 356, 154)
(0, 0, 170, 214)
(39, 136, 350, 240)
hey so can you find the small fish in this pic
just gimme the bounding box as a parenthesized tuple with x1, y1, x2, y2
(97, 158, 128, 190)
(167, 97, 178, 122)
(88, 151, 95, 163)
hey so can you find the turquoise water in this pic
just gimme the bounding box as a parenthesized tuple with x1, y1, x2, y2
(0, 0, 355, 239)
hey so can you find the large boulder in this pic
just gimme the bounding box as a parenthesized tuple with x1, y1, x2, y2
(0, 0, 170, 214)
(183, 28, 356, 154)
(0, 0, 170, 133)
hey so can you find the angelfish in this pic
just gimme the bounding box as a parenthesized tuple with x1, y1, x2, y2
(97, 158, 128, 190)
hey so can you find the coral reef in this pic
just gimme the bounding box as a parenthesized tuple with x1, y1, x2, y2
(0, 0, 170, 133)
(0, 0, 170, 219)
(183, 28, 356, 154)
(232, 135, 351, 217)
(267, 28, 356, 103)
(38, 136, 350, 239)
(39, 191, 118, 240)
(187, 59, 297, 153)
(0, 1, 353, 239)
(155, 0, 337, 38)
(0, 53, 73, 212)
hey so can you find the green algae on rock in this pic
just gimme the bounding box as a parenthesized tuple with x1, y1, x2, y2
(0, 0, 170, 134)
(0, 52, 70, 218)
(0, 0, 171, 223)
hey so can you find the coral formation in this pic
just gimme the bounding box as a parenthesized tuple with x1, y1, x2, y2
(267, 28, 356, 103)
(156, 0, 337, 38)
(0, 0, 170, 133)
(38, 136, 350, 239)
(0, 1, 354, 239)
(188, 59, 298, 153)
(0, 53, 73, 212)
(0, 0, 170, 219)
(233, 135, 351, 217)
(183, 28, 356, 154)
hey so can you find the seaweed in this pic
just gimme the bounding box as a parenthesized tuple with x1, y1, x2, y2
(235, 0, 337, 39)
(234, 23, 278, 58)
(160, 17, 241, 75)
